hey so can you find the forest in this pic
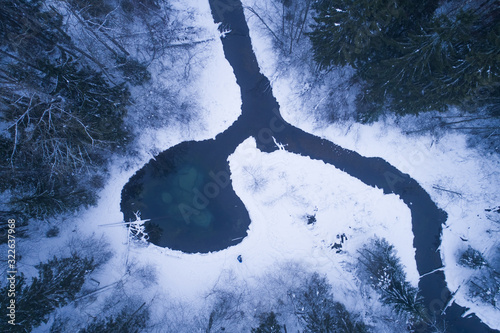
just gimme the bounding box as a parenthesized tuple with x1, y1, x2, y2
(308, 0, 499, 120)
(250, 0, 499, 150)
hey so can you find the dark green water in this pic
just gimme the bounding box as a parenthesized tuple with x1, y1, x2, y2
(121, 140, 250, 253)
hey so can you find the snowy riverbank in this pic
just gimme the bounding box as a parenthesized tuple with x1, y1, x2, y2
(242, 0, 500, 329)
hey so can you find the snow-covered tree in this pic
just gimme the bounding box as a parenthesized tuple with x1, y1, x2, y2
(251, 312, 284, 333)
(308, 0, 438, 69)
(0, 255, 95, 332)
(459, 246, 488, 269)
(357, 238, 407, 288)
(77, 304, 149, 333)
(460, 244, 500, 307)
(360, 9, 500, 117)
(294, 273, 368, 333)
(309, 0, 499, 121)
(0, 0, 131, 219)
(357, 237, 424, 325)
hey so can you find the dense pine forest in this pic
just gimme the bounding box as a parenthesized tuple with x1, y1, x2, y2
(308, 0, 499, 119)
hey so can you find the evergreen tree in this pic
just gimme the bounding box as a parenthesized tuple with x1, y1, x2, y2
(308, 0, 438, 69)
(357, 238, 424, 323)
(0, 255, 95, 332)
(356, 238, 406, 286)
(308, 0, 499, 120)
(295, 273, 368, 333)
(359, 10, 500, 117)
(382, 280, 423, 316)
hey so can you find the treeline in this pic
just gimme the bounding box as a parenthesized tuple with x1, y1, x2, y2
(2, 258, 365, 332)
(0, 0, 155, 226)
(308, 0, 499, 121)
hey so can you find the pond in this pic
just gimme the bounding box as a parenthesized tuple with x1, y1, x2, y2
(121, 140, 250, 253)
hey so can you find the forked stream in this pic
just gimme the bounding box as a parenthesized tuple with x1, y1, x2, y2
(121, 0, 496, 331)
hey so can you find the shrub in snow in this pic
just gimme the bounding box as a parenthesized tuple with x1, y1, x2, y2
(46, 226, 60, 238)
(458, 244, 499, 306)
(459, 246, 487, 269)
(77, 304, 149, 333)
(468, 271, 500, 307)
(252, 312, 284, 333)
(306, 214, 317, 225)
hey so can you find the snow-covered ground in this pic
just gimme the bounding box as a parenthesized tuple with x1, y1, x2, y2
(14, 0, 498, 331)
(34, 0, 410, 329)
(242, 0, 500, 329)
(125, 0, 242, 152)
(84, 134, 414, 326)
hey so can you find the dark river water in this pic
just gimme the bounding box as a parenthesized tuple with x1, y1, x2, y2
(120, 0, 497, 331)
